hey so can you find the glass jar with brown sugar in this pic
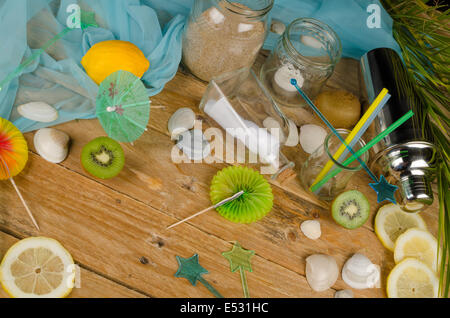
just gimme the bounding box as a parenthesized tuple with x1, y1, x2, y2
(182, 0, 274, 82)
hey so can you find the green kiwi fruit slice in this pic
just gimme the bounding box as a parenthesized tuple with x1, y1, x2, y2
(331, 190, 370, 229)
(81, 137, 125, 179)
(210, 166, 273, 223)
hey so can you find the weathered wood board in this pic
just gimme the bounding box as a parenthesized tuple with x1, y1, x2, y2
(0, 55, 439, 298)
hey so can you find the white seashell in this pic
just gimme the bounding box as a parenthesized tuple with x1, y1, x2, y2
(305, 254, 339, 292)
(300, 220, 321, 240)
(168, 108, 196, 140)
(342, 253, 380, 289)
(17, 102, 58, 123)
(34, 128, 70, 164)
(284, 119, 299, 147)
(271, 20, 286, 35)
(299, 124, 327, 154)
(335, 289, 354, 298)
(263, 117, 286, 143)
(301, 35, 324, 49)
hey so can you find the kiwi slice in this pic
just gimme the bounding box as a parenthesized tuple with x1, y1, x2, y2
(81, 137, 125, 179)
(331, 190, 370, 229)
(210, 166, 273, 223)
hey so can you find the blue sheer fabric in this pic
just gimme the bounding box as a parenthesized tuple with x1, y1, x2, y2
(0, 0, 399, 132)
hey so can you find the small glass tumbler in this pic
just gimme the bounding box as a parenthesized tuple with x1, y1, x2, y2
(300, 129, 369, 201)
(260, 18, 342, 107)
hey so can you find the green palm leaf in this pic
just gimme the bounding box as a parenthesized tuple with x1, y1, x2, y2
(381, 0, 449, 297)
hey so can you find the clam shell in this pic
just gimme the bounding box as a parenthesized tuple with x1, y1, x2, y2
(284, 119, 299, 147)
(299, 124, 327, 154)
(334, 289, 354, 298)
(168, 108, 195, 140)
(17, 102, 59, 123)
(34, 128, 70, 163)
(306, 254, 339, 292)
(263, 117, 286, 143)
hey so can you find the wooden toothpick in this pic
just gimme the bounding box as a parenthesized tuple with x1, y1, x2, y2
(166, 191, 244, 230)
(9, 178, 40, 231)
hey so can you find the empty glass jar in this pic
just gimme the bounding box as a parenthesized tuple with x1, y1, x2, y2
(260, 18, 342, 107)
(300, 129, 368, 201)
(182, 0, 274, 82)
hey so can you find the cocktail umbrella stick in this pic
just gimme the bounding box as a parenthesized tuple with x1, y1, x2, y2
(166, 191, 244, 230)
(0, 157, 39, 230)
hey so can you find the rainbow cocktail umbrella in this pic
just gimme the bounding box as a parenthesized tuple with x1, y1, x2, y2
(0, 118, 39, 230)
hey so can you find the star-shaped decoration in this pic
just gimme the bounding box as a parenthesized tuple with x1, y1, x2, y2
(80, 11, 98, 30)
(222, 242, 255, 273)
(174, 254, 209, 286)
(369, 175, 398, 204)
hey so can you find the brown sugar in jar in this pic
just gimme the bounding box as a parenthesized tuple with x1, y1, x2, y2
(182, 0, 273, 82)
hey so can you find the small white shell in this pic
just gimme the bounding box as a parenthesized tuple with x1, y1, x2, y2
(299, 124, 327, 154)
(17, 102, 58, 123)
(168, 108, 195, 140)
(305, 254, 339, 292)
(300, 220, 321, 240)
(284, 119, 299, 147)
(271, 20, 286, 35)
(335, 289, 354, 298)
(176, 129, 210, 161)
(342, 253, 380, 289)
(34, 128, 70, 163)
(301, 35, 324, 49)
(263, 117, 286, 143)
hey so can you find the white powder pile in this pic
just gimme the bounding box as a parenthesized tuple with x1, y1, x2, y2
(273, 63, 305, 97)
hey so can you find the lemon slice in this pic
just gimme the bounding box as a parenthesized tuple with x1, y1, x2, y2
(387, 258, 439, 298)
(374, 204, 427, 251)
(0, 237, 75, 298)
(394, 228, 438, 272)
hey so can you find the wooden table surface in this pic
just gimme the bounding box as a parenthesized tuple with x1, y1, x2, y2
(0, 55, 439, 298)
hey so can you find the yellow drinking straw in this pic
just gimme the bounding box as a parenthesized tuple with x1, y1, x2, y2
(310, 88, 389, 190)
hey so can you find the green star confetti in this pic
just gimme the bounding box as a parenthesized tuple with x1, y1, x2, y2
(222, 242, 255, 298)
(174, 254, 223, 298)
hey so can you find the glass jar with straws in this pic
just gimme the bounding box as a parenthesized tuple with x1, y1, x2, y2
(300, 129, 369, 201)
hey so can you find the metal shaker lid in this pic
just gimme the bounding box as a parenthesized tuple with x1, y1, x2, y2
(371, 141, 437, 213)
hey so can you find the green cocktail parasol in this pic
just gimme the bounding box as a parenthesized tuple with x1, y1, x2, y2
(96, 70, 150, 143)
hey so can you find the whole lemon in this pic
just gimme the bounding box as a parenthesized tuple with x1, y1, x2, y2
(81, 40, 150, 85)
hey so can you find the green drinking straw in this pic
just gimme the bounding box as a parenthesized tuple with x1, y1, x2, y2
(310, 110, 415, 193)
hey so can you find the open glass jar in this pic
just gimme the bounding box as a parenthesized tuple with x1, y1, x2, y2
(182, 0, 274, 82)
(260, 18, 342, 107)
(199, 68, 295, 180)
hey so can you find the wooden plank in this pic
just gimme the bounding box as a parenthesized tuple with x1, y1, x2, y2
(2, 57, 439, 298)
(20, 119, 387, 297)
(0, 231, 146, 298)
(0, 152, 334, 298)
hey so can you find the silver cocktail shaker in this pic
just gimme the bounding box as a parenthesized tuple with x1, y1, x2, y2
(359, 48, 437, 213)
